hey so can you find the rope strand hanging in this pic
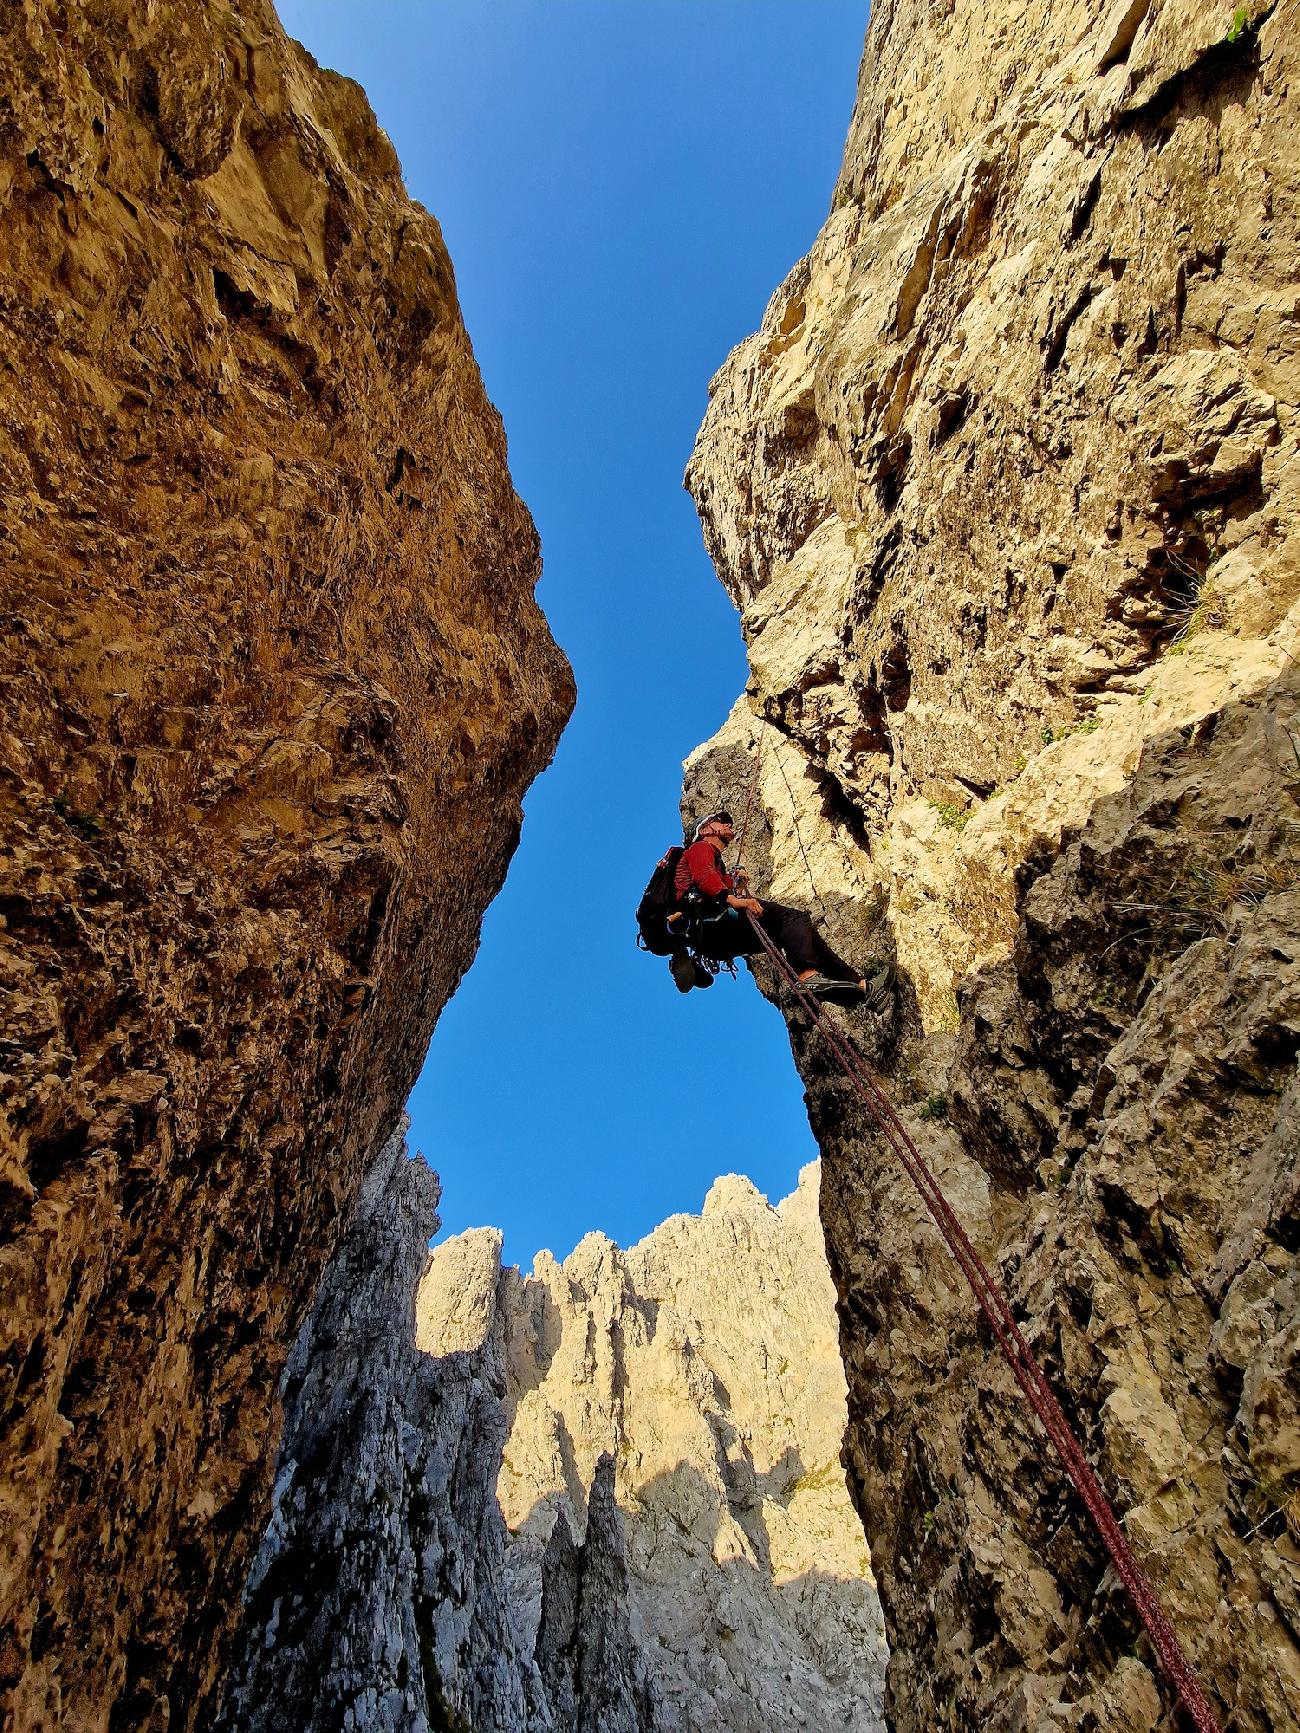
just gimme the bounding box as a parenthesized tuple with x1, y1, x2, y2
(736, 722, 866, 957)
(730, 882, 1223, 1732)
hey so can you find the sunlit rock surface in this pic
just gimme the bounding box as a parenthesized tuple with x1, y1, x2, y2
(684, 0, 1299, 1726)
(420, 1164, 888, 1733)
(0, 4, 572, 1726)
(223, 1170, 884, 1730)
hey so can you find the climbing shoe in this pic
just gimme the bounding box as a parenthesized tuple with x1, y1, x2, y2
(801, 973, 865, 1007)
(669, 950, 697, 994)
(863, 961, 897, 1013)
(692, 958, 715, 989)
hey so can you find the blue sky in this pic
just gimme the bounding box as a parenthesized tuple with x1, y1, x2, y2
(277, 0, 868, 1267)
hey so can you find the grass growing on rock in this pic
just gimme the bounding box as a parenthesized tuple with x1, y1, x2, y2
(1167, 579, 1227, 655)
(1041, 716, 1101, 743)
(1111, 850, 1300, 939)
(929, 799, 970, 832)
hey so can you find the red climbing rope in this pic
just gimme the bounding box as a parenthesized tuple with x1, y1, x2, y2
(742, 910, 1224, 1733)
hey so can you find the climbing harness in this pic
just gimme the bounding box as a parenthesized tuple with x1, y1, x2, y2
(742, 908, 1224, 1733)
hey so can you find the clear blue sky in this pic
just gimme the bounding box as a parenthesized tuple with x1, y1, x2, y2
(277, 0, 868, 1267)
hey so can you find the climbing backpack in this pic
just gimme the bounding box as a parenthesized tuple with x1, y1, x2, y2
(635, 846, 684, 955)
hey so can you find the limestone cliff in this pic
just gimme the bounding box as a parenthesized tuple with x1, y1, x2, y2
(214, 1129, 553, 1733)
(0, 6, 572, 1729)
(418, 1165, 888, 1732)
(684, 1, 1299, 1727)
(215, 1147, 671, 1733)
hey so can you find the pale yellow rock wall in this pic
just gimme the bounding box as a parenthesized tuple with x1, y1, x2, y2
(684, 1, 1299, 1726)
(418, 1167, 888, 1733)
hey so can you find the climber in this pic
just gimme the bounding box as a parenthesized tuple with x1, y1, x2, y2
(668, 810, 889, 1006)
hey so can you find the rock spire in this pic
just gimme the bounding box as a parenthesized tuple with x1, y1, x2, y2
(221, 1161, 884, 1731)
(420, 1163, 888, 1733)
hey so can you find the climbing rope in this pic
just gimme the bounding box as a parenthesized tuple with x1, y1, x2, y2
(734, 723, 864, 957)
(733, 732, 765, 862)
(769, 730, 843, 939)
(740, 909, 1224, 1733)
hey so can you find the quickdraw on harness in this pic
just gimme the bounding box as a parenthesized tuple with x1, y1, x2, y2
(727, 733, 1223, 1733)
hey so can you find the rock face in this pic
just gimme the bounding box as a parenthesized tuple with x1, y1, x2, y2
(215, 1130, 554, 1733)
(532, 1455, 663, 1733)
(216, 1154, 665, 1733)
(0, 5, 572, 1729)
(419, 1164, 888, 1733)
(684, 1, 1299, 1728)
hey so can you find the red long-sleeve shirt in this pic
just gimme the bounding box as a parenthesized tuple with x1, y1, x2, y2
(674, 840, 734, 901)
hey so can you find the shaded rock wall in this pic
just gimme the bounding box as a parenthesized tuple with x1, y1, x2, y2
(533, 1455, 664, 1733)
(684, 1, 1298, 1727)
(0, 5, 572, 1728)
(216, 1143, 661, 1733)
(419, 1166, 887, 1733)
(214, 1131, 553, 1733)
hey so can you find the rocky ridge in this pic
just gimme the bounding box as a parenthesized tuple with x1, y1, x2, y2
(684, 0, 1299, 1727)
(219, 1159, 872, 1731)
(215, 1129, 658, 1733)
(418, 1163, 887, 1733)
(0, 5, 572, 1728)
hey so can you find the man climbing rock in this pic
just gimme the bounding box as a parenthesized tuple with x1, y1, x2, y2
(668, 811, 891, 1007)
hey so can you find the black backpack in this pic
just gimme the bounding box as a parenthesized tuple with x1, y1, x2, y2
(635, 846, 684, 954)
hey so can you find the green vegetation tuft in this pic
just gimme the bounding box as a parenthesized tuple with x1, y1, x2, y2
(929, 799, 970, 832)
(788, 1460, 843, 1497)
(1226, 6, 1251, 42)
(1167, 578, 1227, 654)
(1041, 717, 1100, 745)
(918, 1092, 950, 1123)
(1110, 848, 1300, 940)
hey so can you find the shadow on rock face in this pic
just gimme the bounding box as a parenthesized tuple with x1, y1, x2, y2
(792, 667, 1300, 1732)
(514, 1449, 888, 1733)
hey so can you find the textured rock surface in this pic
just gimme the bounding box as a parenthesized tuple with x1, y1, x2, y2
(217, 1153, 661, 1733)
(0, 6, 572, 1728)
(215, 1131, 554, 1733)
(533, 1455, 664, 1733)
(684, 1, 1299, 1727)
(419, 1164, 888, 1732)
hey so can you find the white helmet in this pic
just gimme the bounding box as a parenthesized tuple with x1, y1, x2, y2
(691, 809, 734, 842)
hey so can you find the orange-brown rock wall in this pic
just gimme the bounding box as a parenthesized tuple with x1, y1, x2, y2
(0, 5, 573, 1728)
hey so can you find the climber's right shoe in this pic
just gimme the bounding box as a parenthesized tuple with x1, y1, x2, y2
(863, 961, 897, 1013)
(670, 950, 697, 994)
(692, 958, 715, 989)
